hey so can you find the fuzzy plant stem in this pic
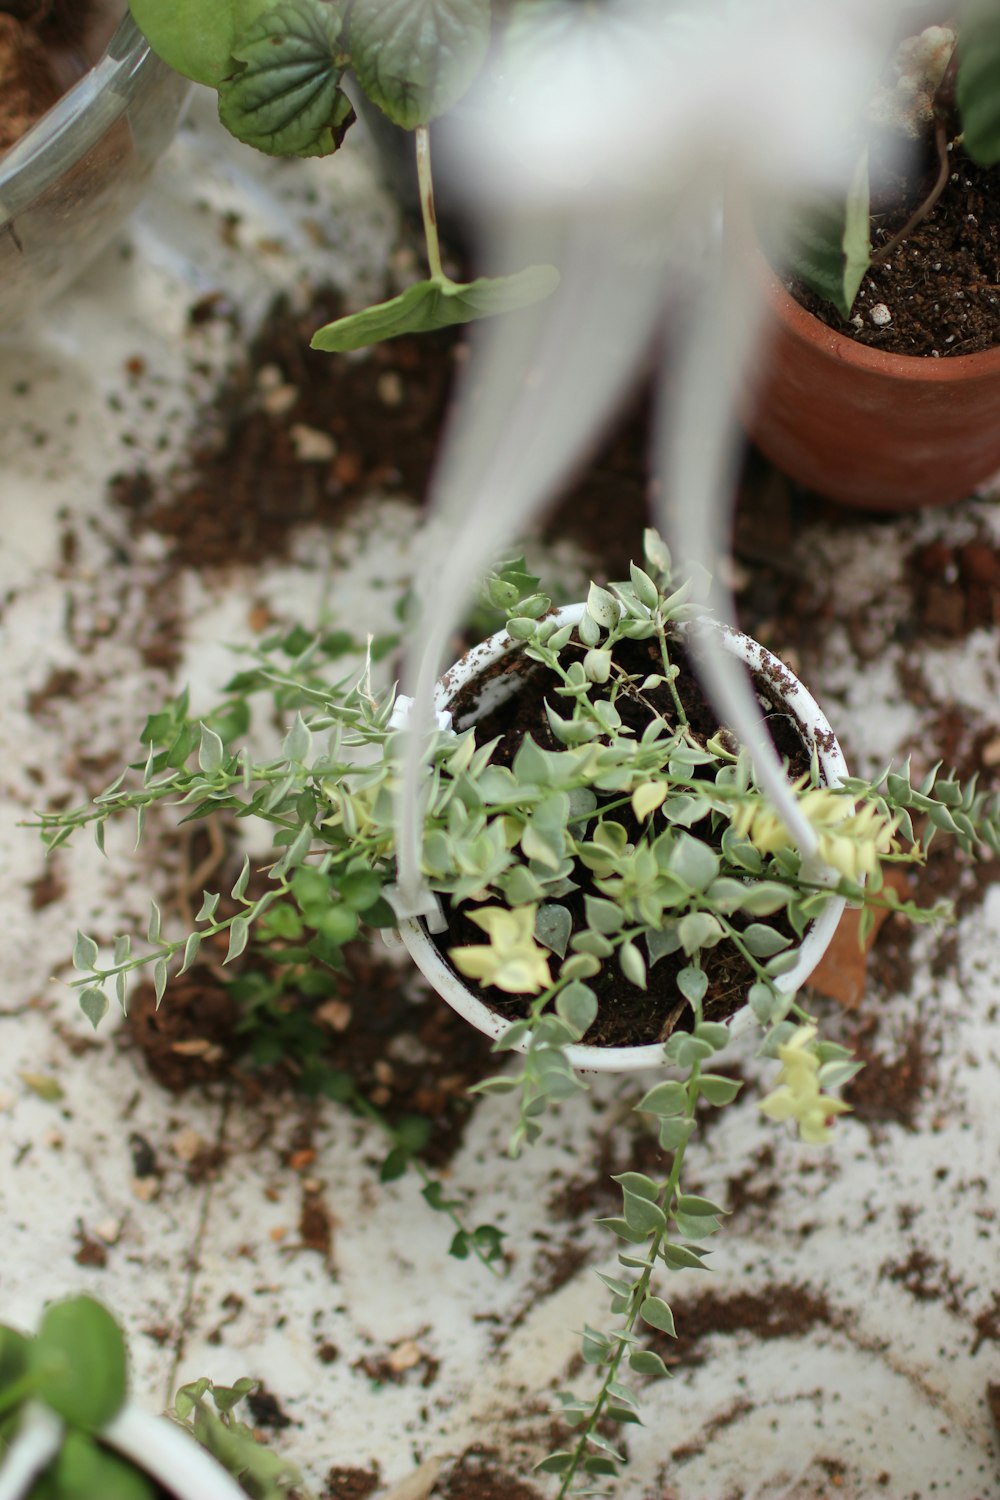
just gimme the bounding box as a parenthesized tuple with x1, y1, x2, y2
(415, 125, 445, 282)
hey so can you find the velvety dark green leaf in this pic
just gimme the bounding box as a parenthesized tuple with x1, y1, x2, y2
(958, 0, 1000, 164)
(31, 1298, 126, 1430)
(311, 267, 560, 352)
(219, 0, 354, 158)
(347, 0, 490, 127)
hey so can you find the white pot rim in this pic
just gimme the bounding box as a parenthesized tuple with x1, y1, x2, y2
(102, 1403, 249, 1500)
(399, 605, 848, 1073)
(0, 1401, 248, 1500)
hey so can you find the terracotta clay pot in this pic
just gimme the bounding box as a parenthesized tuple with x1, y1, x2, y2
(737, 214, 1000, 512)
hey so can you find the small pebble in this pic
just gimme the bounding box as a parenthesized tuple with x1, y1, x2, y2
(387, 1340, 422, 1374)
(290, 423, 337, 462)
(171, 1126, 206, 1162)
(377, 372, 404, 407)
(870, 304, 892, 327)
(95, 1218, 121, 1245)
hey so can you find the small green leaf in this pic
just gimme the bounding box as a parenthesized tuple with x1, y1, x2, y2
(697, 1073, 743, 1106)
(583, 895, 625, 935)
(742, 923, 792, 958)
(229, 858, 250, 905)
(628, 1348, 670, 1378)
(619, 941, 647, 990)
(639, 1296, 677, 1336)
(198, 723, 225, 774)
(636, 1081, 688, 1118)
(677, 965, 708, 1005)
(661, 1243, 710, 1271)
(658, 1117, 694, 1151)
(586, 582, 620, 629)
(339, 869, 384, 912)
(226, 916, 250, 963)
(219, 0, 354, 158)
(197, 890, 221, 923)
(347, 0, 490, 127)
(32, 1297, 127, 1429)
(178, 931, 203, 976)
(676, 1193, 727, 1217)
(146, 899, 162, 944)
(534, 1453, 576, 1475)
(310, 267, 559, 353)
(153, 957, 169, 1009)
(79, 988, 109, 1030)
(555, 980, 597, 1038)
(19, 1071, 64, 1102)
(72, 931, 99, 974)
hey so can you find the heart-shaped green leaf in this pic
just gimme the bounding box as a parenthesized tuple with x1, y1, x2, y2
(310, 266, 560, 352)
(219, 0, 354, 158)
(347, 0, 490, 128)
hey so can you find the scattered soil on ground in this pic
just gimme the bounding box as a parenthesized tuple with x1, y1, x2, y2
(647, 1284, 835, 1367)
(324, 1466, 380, 1500)
(124, 932, 498, 1166)
(436, 1447, 545, 1500)
(789, 147, 1000, 357)
(841, 1015, 931, 1131)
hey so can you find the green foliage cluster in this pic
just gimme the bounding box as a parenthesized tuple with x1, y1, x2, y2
(33, 536, 1000, 1494)
(0, 1297, 300, 1500)
(127, 0, 559, 349)
(787, 0, 1000, 318)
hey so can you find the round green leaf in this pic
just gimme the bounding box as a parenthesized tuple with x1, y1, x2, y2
(218, 0, 354, 158)
(347, 0, 490, 127)
(31, 1297, 127, 1430)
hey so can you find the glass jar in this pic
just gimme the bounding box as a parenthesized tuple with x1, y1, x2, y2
(0, 9, 189, 327)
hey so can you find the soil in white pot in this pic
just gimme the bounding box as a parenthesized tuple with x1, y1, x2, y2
(433, 628, 819, 1048)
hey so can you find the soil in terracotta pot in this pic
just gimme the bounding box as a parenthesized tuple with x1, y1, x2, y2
(787, 145, 1000, 357)
(432, 630, 813, 1048)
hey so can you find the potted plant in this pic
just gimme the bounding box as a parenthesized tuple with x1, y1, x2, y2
(739, 0, 1000, 510)
(0, 1294, 305, 1499)
(0, 4, 190, 328)
(122, 0, 559, 352)
(32, 534, 1000, 1489)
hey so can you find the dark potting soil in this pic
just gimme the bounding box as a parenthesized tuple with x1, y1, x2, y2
(431, 629, 813, 1048)
(789, 146, 1000, 357)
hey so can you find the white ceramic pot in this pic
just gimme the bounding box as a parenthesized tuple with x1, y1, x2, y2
(0, 1399, 248, 1500)
(398, 605, 848, 1073)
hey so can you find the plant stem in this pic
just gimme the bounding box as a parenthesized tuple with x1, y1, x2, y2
(655, 620, 688, 728)
(555, 1062, 701, 1498)
(870, 112, 950, 266)
(415, 126, 445, 283)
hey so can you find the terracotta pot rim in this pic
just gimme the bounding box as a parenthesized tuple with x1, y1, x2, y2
(756, 245, 1000, 382)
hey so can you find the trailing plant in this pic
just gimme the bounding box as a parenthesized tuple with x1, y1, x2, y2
(0, 1295, 305, 1500)
(170, 1375, 307, 1500)
(33, 535, 1000, 1493)
(786, 0, 1000, 318)
(126, 0, 559, 350)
